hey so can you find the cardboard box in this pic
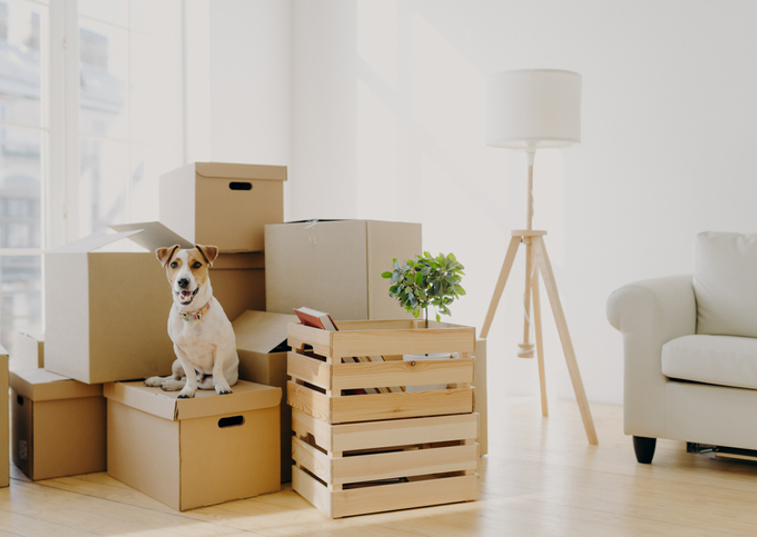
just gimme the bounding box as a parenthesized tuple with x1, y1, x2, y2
(233, 310, 297, 482)
(265, 220, 422, 320)
(11, 330, 44, 369)
(0, 347, 8, 488)
(45, 222, 265, 384)
(105, 380, 281, 511)
(10, 369, 106, 480)
(45, 227, 177, 384)
(160, 162, 287, 253)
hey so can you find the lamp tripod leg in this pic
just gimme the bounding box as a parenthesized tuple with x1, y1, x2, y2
(531, 260, 548, 417)
(532, 236, 597, 445)
(480, 236, 522, 339)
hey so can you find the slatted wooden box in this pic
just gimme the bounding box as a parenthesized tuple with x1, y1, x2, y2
(287, 319, 479, 518)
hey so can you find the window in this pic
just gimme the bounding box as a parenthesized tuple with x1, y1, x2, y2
(0, 0, 186, 355)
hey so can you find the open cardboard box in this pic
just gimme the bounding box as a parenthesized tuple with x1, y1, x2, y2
(105, 380, 281, 511)
(233, 310, 297, 482)
(10, 369, 106, 480)
(160, 162, 287, 252)
(45, 221, 264, 384)
(265, 220, 422, 320)
(11, 330, 44, 370)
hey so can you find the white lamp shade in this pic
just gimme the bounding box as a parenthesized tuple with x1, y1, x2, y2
(486, 69, 582, 149)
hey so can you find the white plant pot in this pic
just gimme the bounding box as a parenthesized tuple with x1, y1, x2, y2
(402, 353, 451, 392)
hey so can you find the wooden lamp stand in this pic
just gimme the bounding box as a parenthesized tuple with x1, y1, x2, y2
(481, 149, 598, 445)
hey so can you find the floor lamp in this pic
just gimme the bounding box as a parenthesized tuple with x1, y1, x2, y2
(480, 69, 597, 445)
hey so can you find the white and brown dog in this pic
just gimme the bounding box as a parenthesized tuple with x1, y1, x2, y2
(146, 244, 239, 398)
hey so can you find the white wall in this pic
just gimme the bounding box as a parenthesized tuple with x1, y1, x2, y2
(187, 0, 290, 167)
(286, 0, 757, 405)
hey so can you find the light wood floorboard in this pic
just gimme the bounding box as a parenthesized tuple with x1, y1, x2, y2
(3, 398, 757, 536)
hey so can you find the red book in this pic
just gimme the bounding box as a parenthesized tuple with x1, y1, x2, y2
(293, 307, 339, 331)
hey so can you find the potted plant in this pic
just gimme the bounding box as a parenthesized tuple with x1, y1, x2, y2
(381, 251, 466, 328)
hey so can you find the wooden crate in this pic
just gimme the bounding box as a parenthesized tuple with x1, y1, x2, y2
(291, 409, 479, 518)
(287, 319, 479, 517)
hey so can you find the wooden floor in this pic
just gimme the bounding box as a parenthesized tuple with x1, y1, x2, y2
(4, 397, 757, 536)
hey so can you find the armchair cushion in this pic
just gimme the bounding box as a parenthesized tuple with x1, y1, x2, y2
(694, 232, 757, 337)
(662, 334, 757, 390)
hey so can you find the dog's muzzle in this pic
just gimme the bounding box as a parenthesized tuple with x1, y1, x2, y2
(176, 286, 199, 306)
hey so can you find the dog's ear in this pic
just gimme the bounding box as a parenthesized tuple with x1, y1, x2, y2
(195, 244, 219, 267)
(156, 245, 181, 267)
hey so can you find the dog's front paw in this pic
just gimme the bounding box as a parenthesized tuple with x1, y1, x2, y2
(177, 387, 196, 399)
(216, 385, 233, 396)
(145, 376, 163, 387)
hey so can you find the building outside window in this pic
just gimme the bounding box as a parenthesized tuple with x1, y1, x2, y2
(0, 0, 186, 356)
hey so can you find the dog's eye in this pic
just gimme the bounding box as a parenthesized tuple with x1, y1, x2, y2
(192, 261, 202, 269)
(170, 261, 178, 269)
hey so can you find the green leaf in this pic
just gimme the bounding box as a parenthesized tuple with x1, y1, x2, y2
(381, 271, 392, 279)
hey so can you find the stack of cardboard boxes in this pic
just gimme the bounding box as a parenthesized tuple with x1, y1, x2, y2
(6, 161, 426, 512)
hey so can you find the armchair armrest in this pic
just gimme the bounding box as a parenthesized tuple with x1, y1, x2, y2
(606, 274, 696, 437)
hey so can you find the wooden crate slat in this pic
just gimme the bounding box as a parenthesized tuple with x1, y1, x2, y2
(287, 352, 332, 390)
(331, 413, 479, 452)
(287, 381, 331, 422)
(331, 357, 473, 391)
(330, 388, 473, 424)
(332, 444, 478, 485)
(331, 326, 475, 358)
(331, 475, 478, 518)
(292, 409, 334, 452)
(288, 323, 334, 358)
(292, 436, 331, 483)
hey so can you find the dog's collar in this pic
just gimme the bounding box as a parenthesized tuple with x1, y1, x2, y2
(181, 300, 211, 322)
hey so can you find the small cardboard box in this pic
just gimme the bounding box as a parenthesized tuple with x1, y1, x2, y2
(10, 369, 106, 480)
(160, 162, 287, 253)
(11, 330, 44, 369)
(0, 347, 8, 488)
(45, 222, 265, 384)
(105, 380, 281, 511)
(265, 220, 422, 320)
(233, 310, 297, 482)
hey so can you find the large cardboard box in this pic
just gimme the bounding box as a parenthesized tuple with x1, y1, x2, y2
(45, 222, 265, 384)
(105, 380, 281, 511)
(0, 347, 8, 488)
(232, 310, 297, 482)
(10, 330, 44, 369)
(160, 162, 287, 253)
(265, 220, 422, 320)
(10, 369, 106, 480)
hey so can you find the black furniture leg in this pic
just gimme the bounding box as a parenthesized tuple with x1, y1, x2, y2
(633, 436, 657, 464)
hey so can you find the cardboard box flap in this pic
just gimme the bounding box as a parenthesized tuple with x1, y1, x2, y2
(110, 222, 193, 251)
(10, 368, 103, 401)
(195, 162, 287, 182)
(104, 380, 281, 421)
(233, 311, 297, 354)
(49, 230, 140, 253)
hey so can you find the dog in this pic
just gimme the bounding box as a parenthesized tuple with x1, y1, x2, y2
(145, 244, 239, 398)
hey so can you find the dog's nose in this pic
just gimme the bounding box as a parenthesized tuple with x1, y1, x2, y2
(177, 278, 190, 289)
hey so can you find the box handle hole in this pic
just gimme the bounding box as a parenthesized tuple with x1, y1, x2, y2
(218, 415, 245, 428)
(16, 395, 23, 406)
(229, 182, 252, 191)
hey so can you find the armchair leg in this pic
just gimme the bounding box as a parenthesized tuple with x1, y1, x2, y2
(633, 436, 657, 464)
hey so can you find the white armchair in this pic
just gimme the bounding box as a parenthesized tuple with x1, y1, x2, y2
(607, 232, 757, 463)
